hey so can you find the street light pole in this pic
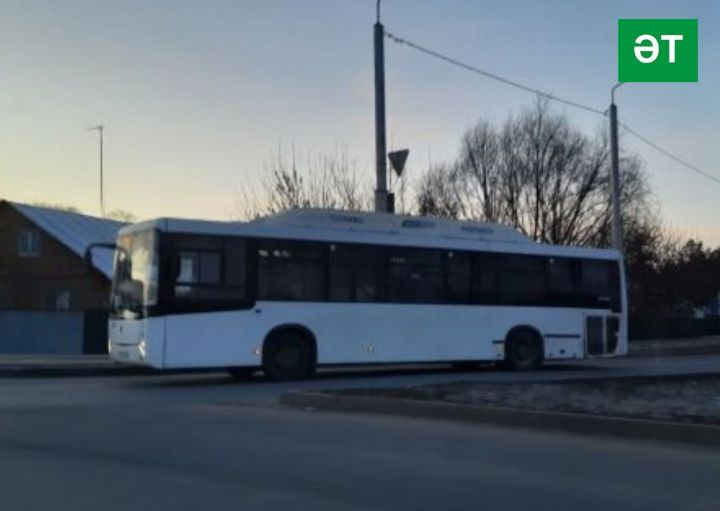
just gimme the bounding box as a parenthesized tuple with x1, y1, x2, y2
(373, 0, 389, 213)
(89, 125, 105, 217)
(609, 84, 623, 253)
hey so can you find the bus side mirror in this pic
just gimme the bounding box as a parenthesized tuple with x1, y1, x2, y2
(84, 242, 121, 273)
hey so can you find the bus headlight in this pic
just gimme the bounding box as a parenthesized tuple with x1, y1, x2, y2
(138, 339, 147, 359)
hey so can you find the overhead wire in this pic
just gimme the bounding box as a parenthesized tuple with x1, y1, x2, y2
(385, 29, 720, 186)
(619, 122, 720, 185)
(384, 30, 607, 116)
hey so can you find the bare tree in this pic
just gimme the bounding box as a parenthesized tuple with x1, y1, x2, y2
(234, 145, 373, 220)
(237, 104, 656, 251)
(31, 202, 82, 214)
(30, 202, 137, 223)
(106, 209, 137, 223)
(417, 101, 654, 248)
(416, 163, 461, 218)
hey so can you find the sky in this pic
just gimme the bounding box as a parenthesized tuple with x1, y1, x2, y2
(1, 0, 718, 244)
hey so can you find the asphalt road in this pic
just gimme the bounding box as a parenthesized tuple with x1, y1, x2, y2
(1, 355, 719, 511)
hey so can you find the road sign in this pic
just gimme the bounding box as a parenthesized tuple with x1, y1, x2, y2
(618, 19, 698, 82)
(388, 149, 409, 177)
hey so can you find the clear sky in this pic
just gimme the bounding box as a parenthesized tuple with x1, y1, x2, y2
(1, 0, 718, 244)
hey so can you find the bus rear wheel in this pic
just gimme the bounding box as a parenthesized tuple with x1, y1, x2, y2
(262, 330, 316, 381)
(504, 329, 543, 371)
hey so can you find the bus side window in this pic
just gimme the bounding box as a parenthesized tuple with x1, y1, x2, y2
(328, 243, 385, 303)
(354, 246, 385, 302)
(223, 238, 247, 299)
(328, 244, 353, 302)
(496, 255, 548, 305)
(608, 262, 622, 312)
(445, 251, 471, 303)
(257, 240, 324, 301)
(548, 257, 581, 305)
(473, 253, 496, 304)
(171, 235, 247, 303)
(387, 248, 443, 304)
(174, 251, 221, 298)
(581, 260, 612, 308)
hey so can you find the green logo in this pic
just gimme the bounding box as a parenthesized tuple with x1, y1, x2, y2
(618, 19, 698, 82)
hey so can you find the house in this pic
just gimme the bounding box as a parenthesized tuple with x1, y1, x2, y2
(0, 200, 125, 354)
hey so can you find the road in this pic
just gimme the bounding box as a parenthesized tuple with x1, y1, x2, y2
(1, 354, 719, 510)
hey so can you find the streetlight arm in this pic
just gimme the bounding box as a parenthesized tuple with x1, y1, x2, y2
(376, 0, 381, 23)
(611, 82, 624, 105)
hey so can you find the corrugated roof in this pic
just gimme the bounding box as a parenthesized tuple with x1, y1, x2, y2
(8, 202, 126, 279)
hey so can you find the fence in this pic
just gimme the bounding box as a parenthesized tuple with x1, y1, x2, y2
(629, 315, 720, 341)
(0, 310, 109, 354)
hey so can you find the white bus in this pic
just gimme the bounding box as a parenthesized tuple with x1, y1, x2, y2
(100, 209, 627, 380)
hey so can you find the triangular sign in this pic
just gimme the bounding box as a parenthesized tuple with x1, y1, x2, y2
(388, 149, 409, 178)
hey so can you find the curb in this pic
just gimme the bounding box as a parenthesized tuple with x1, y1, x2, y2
(628, 336, 720, 358)
(0, 366, 154, 379)
(628, 347, 720, 358)
(280, 390, 720, 449)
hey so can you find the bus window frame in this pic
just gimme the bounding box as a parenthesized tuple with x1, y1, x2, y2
(146, 231, 623, 315)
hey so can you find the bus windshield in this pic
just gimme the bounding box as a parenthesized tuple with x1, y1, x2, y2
(111, 230, 159, 314)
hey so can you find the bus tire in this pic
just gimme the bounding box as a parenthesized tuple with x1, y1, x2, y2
(504, 328, 543, 371)
(262, 328, 317, 381)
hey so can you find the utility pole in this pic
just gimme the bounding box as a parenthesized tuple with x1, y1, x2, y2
(609, 84, 623, 253)
(89, 125, 105, 217)
(373, 0, 389, 213)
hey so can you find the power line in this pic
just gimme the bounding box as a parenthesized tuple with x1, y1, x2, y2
(620, 122, 720, 186)
(385, 28, 720, 187)
(384, 29, 607, 116)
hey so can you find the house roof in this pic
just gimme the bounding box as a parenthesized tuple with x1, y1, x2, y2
(5, 201, 126, 279)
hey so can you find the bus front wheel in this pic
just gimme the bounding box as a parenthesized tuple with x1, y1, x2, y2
(262, 329, 317, 381)
(504, 328, 543, 371)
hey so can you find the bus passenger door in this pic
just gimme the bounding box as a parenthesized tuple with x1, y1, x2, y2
(585, 315, 621, 356)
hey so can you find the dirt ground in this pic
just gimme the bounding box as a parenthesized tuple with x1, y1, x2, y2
(340, 375, 720, 425)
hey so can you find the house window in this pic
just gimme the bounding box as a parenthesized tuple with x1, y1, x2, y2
(45, 290, 71, 310)
(18, 229, 41, 257)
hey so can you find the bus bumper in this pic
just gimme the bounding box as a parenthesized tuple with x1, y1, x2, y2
(108, 317, 165, 369)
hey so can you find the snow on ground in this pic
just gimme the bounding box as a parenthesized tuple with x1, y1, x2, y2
(343, 375, 720, 425)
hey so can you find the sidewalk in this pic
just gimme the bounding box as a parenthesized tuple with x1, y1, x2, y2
(629, 335, 720, 357)
(0, 354, 151, 378)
